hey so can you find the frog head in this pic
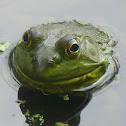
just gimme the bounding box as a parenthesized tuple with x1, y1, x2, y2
(10, 21, 110, 93)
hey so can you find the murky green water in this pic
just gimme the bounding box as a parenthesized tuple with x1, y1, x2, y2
(0, 0, 126, 126)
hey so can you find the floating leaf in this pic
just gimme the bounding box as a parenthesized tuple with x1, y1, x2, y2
(0, 42, 11, 51)
(24, 109, 44, 125)
(54, 122, 69, 126)
(16, 99, 26, 104)
(63, 94, 69, 101)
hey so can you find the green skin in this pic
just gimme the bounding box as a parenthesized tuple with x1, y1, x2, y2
(11, 21, 110, 94)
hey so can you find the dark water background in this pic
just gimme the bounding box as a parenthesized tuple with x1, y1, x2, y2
(0, 0, 126, 126)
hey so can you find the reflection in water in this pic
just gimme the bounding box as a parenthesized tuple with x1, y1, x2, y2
(18, 86, 92, 126)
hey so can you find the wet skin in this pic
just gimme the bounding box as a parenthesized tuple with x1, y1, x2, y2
(10, 21, 110, 94)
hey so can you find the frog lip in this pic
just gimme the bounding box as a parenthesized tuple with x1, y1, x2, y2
(14, 62, 103, 85)
(50, 66, 103, 85)
(13, 58, 107, 85)
(48, 59, 109, 84)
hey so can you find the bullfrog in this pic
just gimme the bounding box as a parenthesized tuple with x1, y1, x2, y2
(9, 20, 118, 94)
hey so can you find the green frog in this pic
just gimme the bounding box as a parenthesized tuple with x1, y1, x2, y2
(9, 20, 118, 94)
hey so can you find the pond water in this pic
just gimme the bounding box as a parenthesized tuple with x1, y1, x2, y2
(0, 0, 126, 126)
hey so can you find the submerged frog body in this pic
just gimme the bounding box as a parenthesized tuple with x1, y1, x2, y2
(9, 20, 117, 94)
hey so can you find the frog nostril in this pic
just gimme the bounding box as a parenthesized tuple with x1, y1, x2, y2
(48, 59, 55, 67)
(49, 59, 54, 64)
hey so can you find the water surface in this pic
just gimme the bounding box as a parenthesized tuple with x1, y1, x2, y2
(0, 0, 126, 126)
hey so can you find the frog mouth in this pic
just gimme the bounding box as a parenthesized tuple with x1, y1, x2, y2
(10, 51, 118, 94)
(12, 59, 108, 94)
(50, 65, 105, 86)
(14, 60, 105, 86)
(12, 52, 108, 94)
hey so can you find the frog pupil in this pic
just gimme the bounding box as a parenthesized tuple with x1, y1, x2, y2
(70, 44, 79, 52)
(23, 32, 29, 42)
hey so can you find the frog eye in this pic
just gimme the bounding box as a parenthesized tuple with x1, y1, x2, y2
(70, 43, 79, 52)
(22, 30, 30, 43)
(67, 39, 79, 58)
